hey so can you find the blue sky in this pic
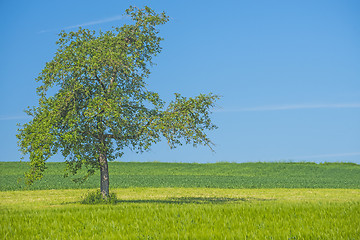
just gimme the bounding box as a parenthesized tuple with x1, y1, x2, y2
(1, 0, 359, 163)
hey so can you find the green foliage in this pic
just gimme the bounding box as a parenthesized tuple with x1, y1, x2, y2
(80, 190, 117, 204)
(1, 188, 359, 239)
(1, 161, 359, 191)
(16, 6, 219, 187)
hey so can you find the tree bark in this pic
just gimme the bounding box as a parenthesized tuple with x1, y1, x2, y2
(99, 152, 109, 198)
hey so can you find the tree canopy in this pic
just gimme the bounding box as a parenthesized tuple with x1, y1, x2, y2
(17, 6, 219, 196)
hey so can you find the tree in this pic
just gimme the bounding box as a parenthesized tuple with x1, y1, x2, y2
(17, 6, 219, 197)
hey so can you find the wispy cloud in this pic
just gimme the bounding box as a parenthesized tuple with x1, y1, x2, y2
(0, 115, 31, 121)
(291, 152, 360, 159)
(39, 15, 127, 33)
(63, 15, 125, 30)
(217, 103, 360, 112)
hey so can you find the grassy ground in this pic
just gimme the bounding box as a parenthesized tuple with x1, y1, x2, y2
(1, 188, 359, 239)
(1, 162, 359, 239)
(1, 161, 359, 190)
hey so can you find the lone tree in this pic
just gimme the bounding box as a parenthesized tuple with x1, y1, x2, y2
(17, 6, 219, 197)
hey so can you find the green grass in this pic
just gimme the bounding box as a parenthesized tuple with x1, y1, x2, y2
(1, 161, 359, 190)
(1, 188, 359, 239)
(1, 162, 359, 239)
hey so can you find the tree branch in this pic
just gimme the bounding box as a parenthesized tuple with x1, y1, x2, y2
(105, 117, 154, 141)
(108, 76, 115, 94)
(95, 74, 106, 91)
(104, 134, 115, 139)
(183, 108, 215, 152)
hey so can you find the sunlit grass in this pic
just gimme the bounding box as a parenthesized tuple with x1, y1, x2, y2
(1, 188, 359, 239)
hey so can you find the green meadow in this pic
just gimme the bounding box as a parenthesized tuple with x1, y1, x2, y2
(1, 162, 360, 239)
(1, 161, 359, 190)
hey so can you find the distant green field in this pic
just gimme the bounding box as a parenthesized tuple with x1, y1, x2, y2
(1, 161, 359, 190)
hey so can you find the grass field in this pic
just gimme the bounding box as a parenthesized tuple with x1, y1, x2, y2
(1, 161, 359, 190)
(1, 188, 359, 239)
(1, 162, 359, 239)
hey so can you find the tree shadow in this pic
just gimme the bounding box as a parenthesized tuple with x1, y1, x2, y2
(60, 196, 276, 205)
(115, 196, 275, 204)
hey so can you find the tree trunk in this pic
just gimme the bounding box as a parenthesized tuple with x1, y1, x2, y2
(99, 152, 109, 198)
